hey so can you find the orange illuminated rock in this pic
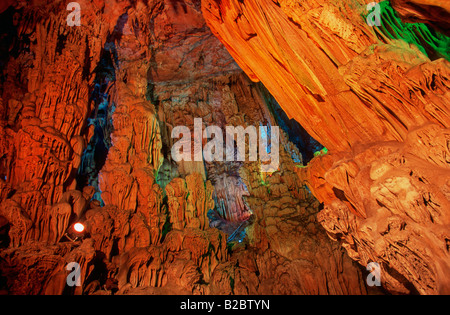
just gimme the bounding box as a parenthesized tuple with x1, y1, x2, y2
(5, 0, 447, 296)
(202, 0, 449, 151)
(202, 0, 450, 294)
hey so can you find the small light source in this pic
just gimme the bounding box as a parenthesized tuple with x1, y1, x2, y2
(73, 222, 85, 233)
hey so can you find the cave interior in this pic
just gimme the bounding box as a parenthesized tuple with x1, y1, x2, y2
(0, 0, 449, 295)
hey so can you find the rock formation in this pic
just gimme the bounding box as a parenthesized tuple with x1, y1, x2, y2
(0, 0, 447, 295)
(202, 0, 450, 294)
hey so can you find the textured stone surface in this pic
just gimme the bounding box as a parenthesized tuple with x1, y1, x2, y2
(390, 0, 450, 35)
(202, 0, 450, 294)
(0, 0, 371, 295)
(2, 0, 447, 296)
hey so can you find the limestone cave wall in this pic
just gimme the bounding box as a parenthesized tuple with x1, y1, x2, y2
(202, 0, 450, 294)
(0, 0, 448, 295)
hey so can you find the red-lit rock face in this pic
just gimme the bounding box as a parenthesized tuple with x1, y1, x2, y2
(0, 0, 448, 296)
(390, 0, 450, 35)
(0, 0, 371, 295)
(202, 0, 449, 152)
(202, 0, 450, 294)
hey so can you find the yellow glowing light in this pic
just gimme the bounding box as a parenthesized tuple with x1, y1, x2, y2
(73, 223, 85, 233)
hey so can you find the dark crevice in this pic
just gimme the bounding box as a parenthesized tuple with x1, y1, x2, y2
(260, 83, 324, 164)
(76, 40, 117, 205)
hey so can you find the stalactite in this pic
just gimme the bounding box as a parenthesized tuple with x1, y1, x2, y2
(4, 0, 447, 296)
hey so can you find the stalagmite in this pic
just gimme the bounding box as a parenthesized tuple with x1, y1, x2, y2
(0, 0, 447, 296)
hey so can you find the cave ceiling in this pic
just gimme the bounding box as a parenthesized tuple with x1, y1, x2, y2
(0, 0, 448, 296)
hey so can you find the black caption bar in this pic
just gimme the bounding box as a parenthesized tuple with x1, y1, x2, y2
(3, 294, 425, 314)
